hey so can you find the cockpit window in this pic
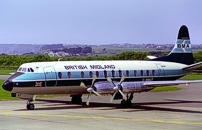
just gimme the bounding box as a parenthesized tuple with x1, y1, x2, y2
(22, 68, 26, 72)
(17, 67, 34, 73)
(30, 68, 34, 72)
(18, 67, 22, 71)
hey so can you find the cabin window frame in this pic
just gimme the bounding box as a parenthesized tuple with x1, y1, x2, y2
(96, 71, 99, 78)
(58, 72, 62, 79)
(67, 72, 72, 78)
(81, 71, 85, 78)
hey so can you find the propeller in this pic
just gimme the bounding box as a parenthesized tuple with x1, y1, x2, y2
(107, 74, 127, 102)
(80, 74, 102, 106)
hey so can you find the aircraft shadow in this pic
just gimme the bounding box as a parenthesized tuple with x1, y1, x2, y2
(13, 98, 202, 114)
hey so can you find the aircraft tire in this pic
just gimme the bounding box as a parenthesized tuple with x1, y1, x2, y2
(26, 103, 35, 110)
(121, 100, 132, 108)
(71, 97, 82, 104)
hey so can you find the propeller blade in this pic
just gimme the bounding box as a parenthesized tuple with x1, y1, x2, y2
(119, 74, 126, 84)
(86, 93, 91, 106)
(107, 77, 116, 86)
(118, 90, 127, 101)
(80, 82, 87, 88)
(110, 92, 117, 103)
(92, 90, 102, 98)
(91, 74, 97, 87)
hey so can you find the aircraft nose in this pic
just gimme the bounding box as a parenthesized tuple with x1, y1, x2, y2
(2, 80, 13, 92)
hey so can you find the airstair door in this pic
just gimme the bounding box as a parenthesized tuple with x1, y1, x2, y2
(43, 66, 57, 87)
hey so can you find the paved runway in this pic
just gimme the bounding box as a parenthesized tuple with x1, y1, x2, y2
(0, 75, 9, 80)
(1, 83, 202, 130)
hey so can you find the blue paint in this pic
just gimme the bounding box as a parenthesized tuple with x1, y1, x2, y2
(13, 69, 188, 81)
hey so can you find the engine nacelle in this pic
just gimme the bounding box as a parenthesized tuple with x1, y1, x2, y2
(122, 82, 154, 93)
(94, 81, 154, 94)
(94, 82, 114, 94)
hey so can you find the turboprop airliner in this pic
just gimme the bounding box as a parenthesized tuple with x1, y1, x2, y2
(2, 25, 202, 110)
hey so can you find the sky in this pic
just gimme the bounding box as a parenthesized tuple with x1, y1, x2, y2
(0, 0, 202, 44)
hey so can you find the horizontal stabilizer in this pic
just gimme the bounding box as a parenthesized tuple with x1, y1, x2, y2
(182, 61, 202, 70)
(147, 56, 157, 59)
(143, 80, 202, 87)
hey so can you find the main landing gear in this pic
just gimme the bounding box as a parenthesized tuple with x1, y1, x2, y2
(71, 94, 82, 104)
(120, 93, 133, 108)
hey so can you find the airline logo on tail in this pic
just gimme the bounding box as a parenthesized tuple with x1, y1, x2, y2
(177, 40, 190, 48)
(171, 39, 192, 53)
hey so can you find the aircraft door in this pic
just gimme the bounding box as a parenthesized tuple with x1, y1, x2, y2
(43, 66, 57, 87)
(156, 64, 165, 79)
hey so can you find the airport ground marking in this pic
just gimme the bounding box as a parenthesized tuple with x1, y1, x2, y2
(1, 112, 202, 125)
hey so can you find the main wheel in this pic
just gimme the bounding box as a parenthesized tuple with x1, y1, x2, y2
(71, 97, 82, 104)
(26, 103, 35, 110)
(121, 100, 132, 108)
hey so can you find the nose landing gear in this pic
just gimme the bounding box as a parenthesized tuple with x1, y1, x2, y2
(27, 102, 35, 110)
(26, 95, 36, 110)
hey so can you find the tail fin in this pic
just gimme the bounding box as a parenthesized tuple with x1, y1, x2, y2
(151, 25, 194, 65)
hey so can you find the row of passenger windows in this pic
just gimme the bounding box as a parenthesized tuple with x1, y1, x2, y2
(57, 70, 156, 79)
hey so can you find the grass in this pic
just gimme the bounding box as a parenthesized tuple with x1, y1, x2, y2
(0, 69, 16, 75)
(0, 80, 17, 100)
(150, 73, 202, 92)
(180, 73, 202, 80)
(0, 79, 68, 100)
(0, 73, 201, 100)
(150, 86, 181, 92)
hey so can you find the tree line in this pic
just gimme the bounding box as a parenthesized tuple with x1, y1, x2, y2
(1, 51, 202, 69)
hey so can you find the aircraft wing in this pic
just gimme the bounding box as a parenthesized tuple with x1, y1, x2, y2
(143, 80, 202, 87)
(182, 61, 202, 70)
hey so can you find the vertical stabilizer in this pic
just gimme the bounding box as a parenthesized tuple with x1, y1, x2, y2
(169, 25, 192, 54)
(151, 25, 194, 65)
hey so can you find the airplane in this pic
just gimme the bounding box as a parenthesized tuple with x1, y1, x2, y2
(2, 25, 202, 110)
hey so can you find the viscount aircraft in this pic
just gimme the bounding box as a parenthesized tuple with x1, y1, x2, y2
(2, 25, 202, 110)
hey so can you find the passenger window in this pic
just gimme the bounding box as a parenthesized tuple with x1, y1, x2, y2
(134, 70, 137, 76)
(126, 70, 130, 77)
(152, 70, 156, 76)
(104, 70, 107, 78)
(58, 72, 62, 79)
(141, 70, 144, 76)
(146, 70, 150, 76)
(28, 68, 31, 72)
(81, 71, 85, 78)
(89, 71, 93, 78)
(118, 70, 122, 77)
(96, 71, 99, 78)
(67, 72, 72, 78)
(111, 70, 115, 78)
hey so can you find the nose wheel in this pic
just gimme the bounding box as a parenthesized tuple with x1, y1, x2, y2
(26, 97, 35, 110)
(26, 103, 35, 110)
